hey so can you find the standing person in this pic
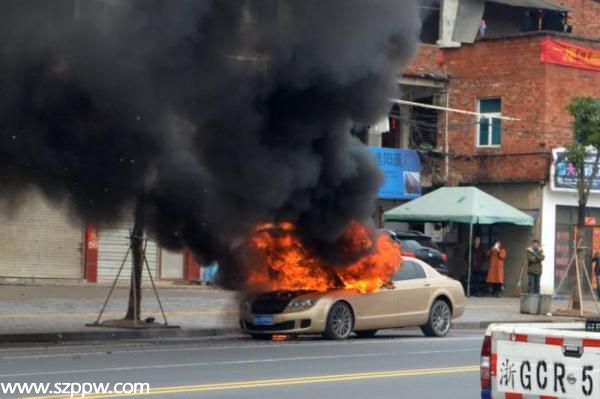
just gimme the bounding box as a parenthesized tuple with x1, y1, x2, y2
(526, 240, 545, 294)
(592, 252, 600, 299)
(466, 236, 486, 296)
(477, 19, 487, 39)
(487, 240, 506, 297)
(521, 9, 536, 32)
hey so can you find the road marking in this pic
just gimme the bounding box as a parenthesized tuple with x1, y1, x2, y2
(0, 348, 478, 378)
(1, 335, 482, 360)
(26, 365, 479, 398)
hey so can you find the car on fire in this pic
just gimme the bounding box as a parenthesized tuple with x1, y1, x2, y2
(239, 256, 465, 340)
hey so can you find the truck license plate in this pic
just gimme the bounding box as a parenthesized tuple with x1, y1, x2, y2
(253, 315, 274, 326)
(496, 340, 600, 398)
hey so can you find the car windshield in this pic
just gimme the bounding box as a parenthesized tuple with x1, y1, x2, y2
(399, 239, 422, 251)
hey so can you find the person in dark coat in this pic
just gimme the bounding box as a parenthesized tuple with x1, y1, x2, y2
(526, 240, 545, 294)
(466, 236, 486, 295)
(521, 9, 537, 32)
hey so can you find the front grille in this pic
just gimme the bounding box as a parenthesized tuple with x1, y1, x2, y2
(251, 300, 289, 314)
(245, 320, 296, 331)
(250, 291, 315, 315)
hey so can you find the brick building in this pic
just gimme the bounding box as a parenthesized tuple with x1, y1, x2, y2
(388, 0, 600, 294)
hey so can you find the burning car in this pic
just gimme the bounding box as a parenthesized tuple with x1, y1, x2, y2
(239, 223, 465, 340)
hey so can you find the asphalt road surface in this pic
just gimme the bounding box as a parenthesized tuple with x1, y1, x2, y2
(0, 330, 483, 399)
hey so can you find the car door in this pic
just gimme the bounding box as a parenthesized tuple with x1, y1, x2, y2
(349, 285, 402, 330)
(391, 260, 434, 327)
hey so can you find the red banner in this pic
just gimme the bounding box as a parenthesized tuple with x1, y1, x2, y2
(541, 39, 600, 72)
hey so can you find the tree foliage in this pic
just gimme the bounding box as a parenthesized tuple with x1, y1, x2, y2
(563, 96, 600, 311)
(565, 97, 600, 205)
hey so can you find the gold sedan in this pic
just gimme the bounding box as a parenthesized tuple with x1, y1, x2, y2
(240, 257, 466, 340)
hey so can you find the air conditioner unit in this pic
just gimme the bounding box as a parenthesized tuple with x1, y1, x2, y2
(425, 222, 457, 243)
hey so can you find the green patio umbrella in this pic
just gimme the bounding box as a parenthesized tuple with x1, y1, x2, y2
(384, 186, 534, 295)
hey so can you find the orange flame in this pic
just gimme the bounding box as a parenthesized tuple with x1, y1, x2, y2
(247, 222, 402, 293)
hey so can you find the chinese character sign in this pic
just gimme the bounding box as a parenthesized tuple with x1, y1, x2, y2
(369, 147, 421, 200)
(541, 39, 600, 73)
(551, 148, 600, 193)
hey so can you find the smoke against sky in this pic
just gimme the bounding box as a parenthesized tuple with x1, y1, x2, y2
(0, 0, 422, 288)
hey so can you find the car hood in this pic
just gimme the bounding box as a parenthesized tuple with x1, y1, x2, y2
(247, 288, 364, 302)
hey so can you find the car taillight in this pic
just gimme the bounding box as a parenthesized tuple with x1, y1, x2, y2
(441, 253, 448, 263)
(403, 251, 415, 257)
(480, 335, 492, 390)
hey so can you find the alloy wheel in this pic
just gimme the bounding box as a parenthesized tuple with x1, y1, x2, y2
(431, 301, 451, 335)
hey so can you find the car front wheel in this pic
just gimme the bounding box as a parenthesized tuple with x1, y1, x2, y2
(323, 302, 354, 340)
(421, 299, 452, 337)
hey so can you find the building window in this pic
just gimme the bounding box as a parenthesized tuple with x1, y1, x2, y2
(477, 98, 502, 147)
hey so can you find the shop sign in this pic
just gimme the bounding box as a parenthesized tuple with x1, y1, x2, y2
(586, 216, 598, 226)
(551, 148, 600, 193)
(369, 147, 421, 200)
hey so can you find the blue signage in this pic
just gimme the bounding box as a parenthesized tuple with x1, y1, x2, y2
(552, 148, 600, 192)
(369, 147, 421, 200)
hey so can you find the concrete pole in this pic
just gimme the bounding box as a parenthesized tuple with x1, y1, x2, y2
(467, 222, 473, 296)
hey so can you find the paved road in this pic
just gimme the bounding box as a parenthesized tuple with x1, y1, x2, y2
(0, 329, 483, 398)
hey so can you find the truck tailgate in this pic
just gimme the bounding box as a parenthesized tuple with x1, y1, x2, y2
(490, 323, 600, 398)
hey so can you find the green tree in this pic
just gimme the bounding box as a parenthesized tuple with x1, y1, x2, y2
(564, 96, 600, 311)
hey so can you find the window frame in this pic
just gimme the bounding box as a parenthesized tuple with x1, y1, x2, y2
(392, 260, 427, 281)
(476, 98, 502, 148)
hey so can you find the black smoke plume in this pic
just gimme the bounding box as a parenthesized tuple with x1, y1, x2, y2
(0, 0, 422, 289)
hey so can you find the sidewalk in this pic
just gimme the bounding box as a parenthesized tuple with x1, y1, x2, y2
(0, 285, 596, 343)
(0, 285, 240, 343)
(455, 296, 590, 329)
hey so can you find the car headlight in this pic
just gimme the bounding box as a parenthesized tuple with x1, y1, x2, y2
(240, 299, 252, 312)
(286, 298, 317, 312)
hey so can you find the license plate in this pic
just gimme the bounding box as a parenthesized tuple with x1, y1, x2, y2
(253, 315, 274, 326)
(496, 340, 600, 398)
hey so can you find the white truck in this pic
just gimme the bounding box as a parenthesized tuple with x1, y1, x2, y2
(481, 321, 600, 399)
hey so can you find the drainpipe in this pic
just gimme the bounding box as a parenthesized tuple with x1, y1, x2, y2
(444, 91, 450, 185)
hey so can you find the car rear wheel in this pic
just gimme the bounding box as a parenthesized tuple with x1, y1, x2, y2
(249, 334, 273, 340)
(421, 299, 452, 337)
(323, 302, 353, 340)
(355, 330, 377, 338)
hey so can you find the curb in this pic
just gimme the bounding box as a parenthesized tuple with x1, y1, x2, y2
(452, 317, 581, 330)
(1, 319, 588, 344)
(0, 327, 241, 344)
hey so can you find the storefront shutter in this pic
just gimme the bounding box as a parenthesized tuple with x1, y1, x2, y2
(0, 191, 83, 279)
(97, 220, 159, 283)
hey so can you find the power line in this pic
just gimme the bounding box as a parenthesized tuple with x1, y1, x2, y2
(390, 98, 521, 121)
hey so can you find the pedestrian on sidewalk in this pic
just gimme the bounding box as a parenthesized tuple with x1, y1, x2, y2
(526, 239, 544, 294)
(466, 236, 486, 296)
(487, 240, 506, 297)
(592, 252, 600, 298)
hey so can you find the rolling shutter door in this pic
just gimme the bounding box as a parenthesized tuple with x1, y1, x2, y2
(0, 191, 83, 279)
(97, 220, 159, 283)
(160, 249, 184, 280)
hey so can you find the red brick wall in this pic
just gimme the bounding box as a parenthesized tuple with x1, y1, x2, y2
(436, 34, 600, 184)
(554, 0, 600, 39)
(543, 45, 600, 148)
(404, 44, 446, 78)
